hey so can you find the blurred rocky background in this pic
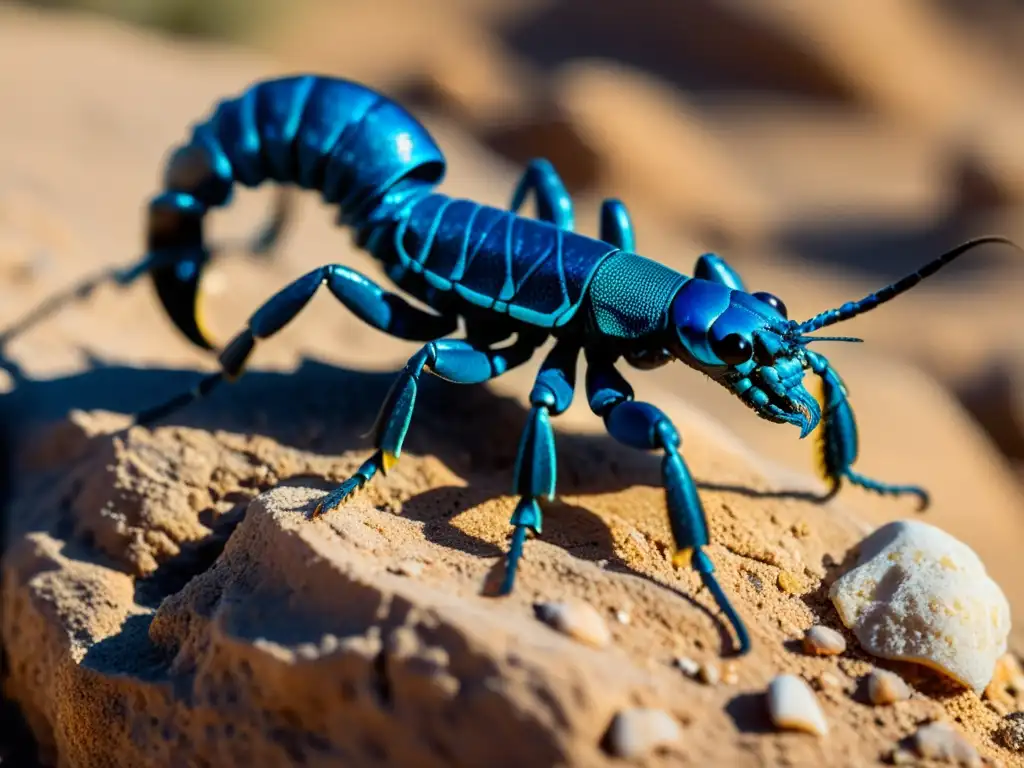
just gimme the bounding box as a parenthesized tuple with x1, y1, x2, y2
(1, 0, 1023, 764)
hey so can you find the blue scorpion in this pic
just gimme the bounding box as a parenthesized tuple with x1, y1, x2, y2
(130, 74, 1017, 656)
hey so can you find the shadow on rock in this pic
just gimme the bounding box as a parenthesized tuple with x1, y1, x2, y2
(0, 355, 823, 507)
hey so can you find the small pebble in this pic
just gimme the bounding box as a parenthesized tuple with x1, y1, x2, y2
(388, 559, 424, 577)
(995, 712, 1024, 752)
(698, 662, 720, 686)
(777, 570, 803, 594)
(888, 747, 917, 765)
(722, 662, 739, 685)
(814, 672, 843, 692)
(913, 721, 982, 767)
(614, 609, 631, 625)
(534, 601, 612, 648)
(766, 674, 829, 736)
(867, 669, 911, 705)
(802, 625, 847, 656)
(673, 657, 700, 677)
(603, 707, 681, 758)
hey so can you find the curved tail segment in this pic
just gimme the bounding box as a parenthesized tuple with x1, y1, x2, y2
(145, 75, 448, 350)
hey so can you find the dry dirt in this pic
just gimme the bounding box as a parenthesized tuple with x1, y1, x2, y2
(2, 3, 1024, 767)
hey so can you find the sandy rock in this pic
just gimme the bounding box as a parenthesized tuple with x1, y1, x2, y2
(802, 625, 847, 656)
(766, 674, 829, 736)
(829, 519, 1011, 693)
(602, 708, 682, 759)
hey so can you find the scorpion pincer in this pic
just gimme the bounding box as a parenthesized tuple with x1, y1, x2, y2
(131, 74, 1020, 656)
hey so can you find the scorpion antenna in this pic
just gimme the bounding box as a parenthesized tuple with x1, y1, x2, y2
(797, 335, 864, 344)
(796, 235, 1022, 334)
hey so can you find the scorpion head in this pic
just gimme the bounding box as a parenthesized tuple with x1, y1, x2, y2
(659, 279, 826, 437)
(644, 235, 1022, 438)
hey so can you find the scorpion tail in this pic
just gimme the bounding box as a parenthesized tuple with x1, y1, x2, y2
(144, 75, 447, 351)
(796, 235, 1022, 335)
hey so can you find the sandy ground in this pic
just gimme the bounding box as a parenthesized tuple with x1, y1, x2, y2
(1, 3, 1024, 766)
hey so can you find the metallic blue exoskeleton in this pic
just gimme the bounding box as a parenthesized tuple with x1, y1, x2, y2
(132, 75, 1019, 657)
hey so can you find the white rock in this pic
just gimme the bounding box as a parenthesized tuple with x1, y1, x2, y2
(534, 601, 612, 648)
(802, 625, 847, 656)
(829, 520, 1011, 693)
(766, 674, 829, 736)
(604, 707, 682, 758)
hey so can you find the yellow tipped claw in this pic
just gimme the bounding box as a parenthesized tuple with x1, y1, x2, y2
(381, 450, 399, 474)
(672, 547, 693, 568)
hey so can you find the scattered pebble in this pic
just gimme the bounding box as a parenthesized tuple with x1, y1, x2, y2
(766, 674, 829, 736)
(603, 707, 681, 759)
(722, 662, 739, 685)
(867, 669, 911, 705)
(534, 601, 612, 648)
(698, 662, 720, 686)
(777, 570, 803, 594)
(888, 747, 917, 765)
(829, 520, 1012, 693)
(613, 609, 631, 625)
(813, 672, 843, 692)
(912, 721, 982, 767)
(388, 559, 424, 577)
(673, 656, 700, 677)
(995, 712, 1024, 752)
(802, 625, 847, 656)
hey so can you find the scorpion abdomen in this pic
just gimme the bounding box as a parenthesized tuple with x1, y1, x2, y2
(381, 192, 618, 329)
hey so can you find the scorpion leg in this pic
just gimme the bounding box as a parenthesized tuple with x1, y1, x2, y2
(599, 199, 636, 252)
(499, 338, 580, 595)
(806, 350, 929, 510)
(315, 334, 541, 518)
(693, 253, 746, 291)
(133, 264, 460, 426)
(509, 158, 574, 230)
(585, 351, 751, 655)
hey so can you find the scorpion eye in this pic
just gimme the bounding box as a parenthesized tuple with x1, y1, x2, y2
(752, 291, 788, 318)
(711, 333, 753, 366)
(625, 347, 672, 370)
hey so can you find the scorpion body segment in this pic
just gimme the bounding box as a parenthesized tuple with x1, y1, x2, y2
(133, 74, 1022, 659)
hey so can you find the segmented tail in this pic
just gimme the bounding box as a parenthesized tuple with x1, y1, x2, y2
(145, 75, 448, 349)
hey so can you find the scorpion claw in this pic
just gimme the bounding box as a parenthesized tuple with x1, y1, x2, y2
(312, 477, 363, 519)
(310, 450, 387, 520)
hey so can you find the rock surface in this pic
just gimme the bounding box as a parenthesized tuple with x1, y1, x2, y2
(2, 3, 1024, 768)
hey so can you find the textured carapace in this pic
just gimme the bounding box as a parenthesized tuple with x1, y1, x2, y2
(126, 74, 1021, 659)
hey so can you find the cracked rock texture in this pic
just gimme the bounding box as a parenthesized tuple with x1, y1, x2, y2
(3, 3, 1024, 767)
